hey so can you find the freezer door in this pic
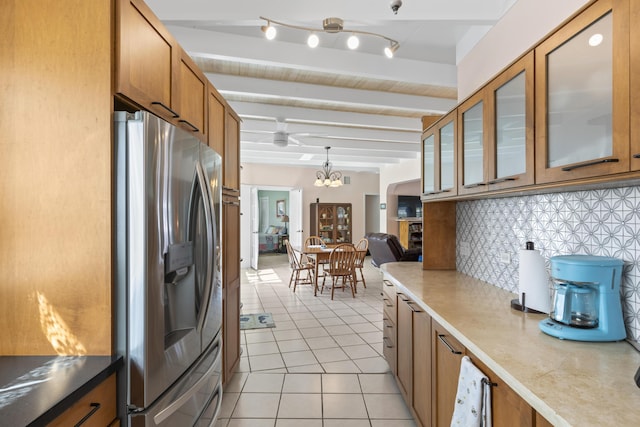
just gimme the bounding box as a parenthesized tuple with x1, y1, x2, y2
(121, 111, 218, 409)
(129, 337, 222, 427)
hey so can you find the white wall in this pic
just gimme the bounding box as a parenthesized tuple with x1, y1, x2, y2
(241, 163, 379, 242)
(378, 158, 421, 232)
(457, 0, 590, 101)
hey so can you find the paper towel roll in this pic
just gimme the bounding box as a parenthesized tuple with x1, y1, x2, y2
(519, 248, 550, 313)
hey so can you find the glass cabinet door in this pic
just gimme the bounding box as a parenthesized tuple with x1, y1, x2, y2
(487, 51, 534, 190)
(535, 0, 629, 183)
(458, 91, 488, 195)
(422, 110, 457, 200)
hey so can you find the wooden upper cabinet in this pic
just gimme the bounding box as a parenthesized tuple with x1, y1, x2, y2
(208, 84, 226, 155)
(458, 90, 490, 196)
(176, 47, 208, 139)
(630, 0, 640, 168)
(224, 109, 241, 192)
(486, 51, 535, 191)
(422, 110, 458, 200)
(535, 0, 630, 183)
(115, 0, 176, 119)
(116, 0, 208, 141)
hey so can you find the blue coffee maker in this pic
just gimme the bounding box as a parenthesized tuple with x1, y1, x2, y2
(539, 255, 626, 341)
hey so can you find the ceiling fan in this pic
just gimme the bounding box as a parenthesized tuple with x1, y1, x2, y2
(261, 118, 325, 147)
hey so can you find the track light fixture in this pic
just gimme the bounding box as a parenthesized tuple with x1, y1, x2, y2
(259, 16, 400, 58)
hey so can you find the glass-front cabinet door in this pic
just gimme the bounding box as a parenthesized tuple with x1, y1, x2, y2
(486, 51, 534, 191)
(535, 0, 629, 183)
(458, 91, 488, 195)
(422, 110, 457, 200)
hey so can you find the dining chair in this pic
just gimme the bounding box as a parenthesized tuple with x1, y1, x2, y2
(321, 243, 357, 300)
(354, 237, 369, 291)
(285, 240, 315, 293)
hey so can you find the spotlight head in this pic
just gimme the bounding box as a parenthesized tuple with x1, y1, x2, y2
(307, 32, 320, 48)
(262, 24, 276, 40)
(347, 34, 359, 50)
(390, 0, 402, 15)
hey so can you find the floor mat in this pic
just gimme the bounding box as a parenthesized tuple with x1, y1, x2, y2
(240, 312, 276, 330)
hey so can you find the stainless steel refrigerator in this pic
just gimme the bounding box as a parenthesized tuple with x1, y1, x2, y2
(114, 111, 223, 426)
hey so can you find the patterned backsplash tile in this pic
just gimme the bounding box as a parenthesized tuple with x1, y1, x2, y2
(456, 186, 640, 344)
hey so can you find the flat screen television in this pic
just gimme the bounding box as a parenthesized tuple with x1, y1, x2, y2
(397, 195, 422, 218)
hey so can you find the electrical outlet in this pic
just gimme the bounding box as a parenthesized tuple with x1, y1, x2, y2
(499, 252, 511, 264)
(460, 241, 471, 256)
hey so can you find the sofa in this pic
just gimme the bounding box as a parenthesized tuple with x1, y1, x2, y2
(365, 233, 422, 267)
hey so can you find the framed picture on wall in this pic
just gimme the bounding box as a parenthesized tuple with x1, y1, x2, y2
(276, 199, 286, 217)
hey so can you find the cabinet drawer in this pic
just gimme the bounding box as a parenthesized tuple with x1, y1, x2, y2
(382, 317, 396, 374)
(48, 374, 116, 427)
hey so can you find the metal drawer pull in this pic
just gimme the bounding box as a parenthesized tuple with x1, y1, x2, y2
(487, 177, 517, 185)
(481, 378, 498, 387)
(438, 334, 462, 354)
(383, 280, 394, 287)
(423, 189, 451, 195)
(151, 101, 179, 118)
(383, 337, 394, 348)
(74, 402, 100, 427)
(633, 154, 640, 158)
(383, 298, 394, 308)
(463, 182, 487, 189)
(406, 301, 422, 313)
(561, 158, 619, 171)
(179, 119, 200, 133)
(397, 292, 409, 302)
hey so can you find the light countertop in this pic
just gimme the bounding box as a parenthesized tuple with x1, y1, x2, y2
(381, 262, 640, 427)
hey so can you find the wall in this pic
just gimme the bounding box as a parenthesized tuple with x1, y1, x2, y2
(457, 0, 590, 101)
(241, 163, 379, 242)
(379, 159, 421, 232)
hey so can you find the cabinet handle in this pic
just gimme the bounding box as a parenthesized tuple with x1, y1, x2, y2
(383, 318, 393, 328)
(74, 402, 101, 426)
(223, 186, 240, 194)
(423, 189, 451, 195)
(178, 119, 200, 133)
(151, 101, 179, 118)
(487, 177, 517, 185)
(397, 292, 409, 302)
(438, 334, 462, 354)
(383, 298, 394, 308)
(561, 158, 619, 171)
(383, 336, 394, 348)
(633, 154, 640, 159)
(463, 182, 487, 189)
(224, 200, 240, 206)
(383, 280, 394, 287)
(481, 378, 498, 387)
(406, 301, 423, 313)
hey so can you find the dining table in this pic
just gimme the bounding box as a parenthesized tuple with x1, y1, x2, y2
(295, 244, 365, 296)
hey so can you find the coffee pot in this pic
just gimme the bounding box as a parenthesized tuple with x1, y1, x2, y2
(539, 255, 626, 342)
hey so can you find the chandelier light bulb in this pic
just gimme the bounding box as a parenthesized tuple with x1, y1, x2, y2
(384, 43, 398, 58)
(307, 33, 320, 48)
(347, 34, 359, 50)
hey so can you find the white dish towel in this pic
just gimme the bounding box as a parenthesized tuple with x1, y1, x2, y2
(450, 355, 492, 427)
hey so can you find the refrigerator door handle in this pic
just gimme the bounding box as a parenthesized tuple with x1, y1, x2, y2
(153, 339, 222, 425)
(194, 164, 215, 331)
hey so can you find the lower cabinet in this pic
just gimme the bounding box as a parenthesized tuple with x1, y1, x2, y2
(385, 289, 553, 427)
(432, 320, 465, 427)
(48, 374, 117, 426)
(222, 194, 241, 384)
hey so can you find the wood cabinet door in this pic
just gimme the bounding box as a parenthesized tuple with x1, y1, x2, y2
(470, 353, 534, 427)
(535, 0, 630, 183)
(457, 90, 490, 196)
(176, 47, 207, 139)
(432, 321, 465, 427)
(115, 0, 177, 120)
(222, 195, 241, 383)
(630, 0, 640, 169)
(423, 110, 458, 200)
(224, 110, 241, 192)
(413, 309, 432, 427)
(396, 293, 414, 403)
(486, 51, 535, 191)
(208, 85, 226, 155)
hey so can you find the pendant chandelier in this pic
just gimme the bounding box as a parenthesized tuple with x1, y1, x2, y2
(314, 147, 343, 187)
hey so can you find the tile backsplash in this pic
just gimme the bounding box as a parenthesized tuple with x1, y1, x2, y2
(456, 186, 640, 344)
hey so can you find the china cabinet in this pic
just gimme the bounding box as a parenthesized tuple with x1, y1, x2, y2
(422, 110, 457, 200)
(309, 203, 352, 244)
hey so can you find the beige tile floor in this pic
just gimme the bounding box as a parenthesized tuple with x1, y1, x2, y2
(216, 253, 416, 427)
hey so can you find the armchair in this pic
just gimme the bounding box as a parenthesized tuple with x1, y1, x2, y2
(364, 233, 422, 267)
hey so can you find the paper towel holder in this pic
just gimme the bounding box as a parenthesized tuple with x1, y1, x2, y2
(511, 241, 547, 314)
